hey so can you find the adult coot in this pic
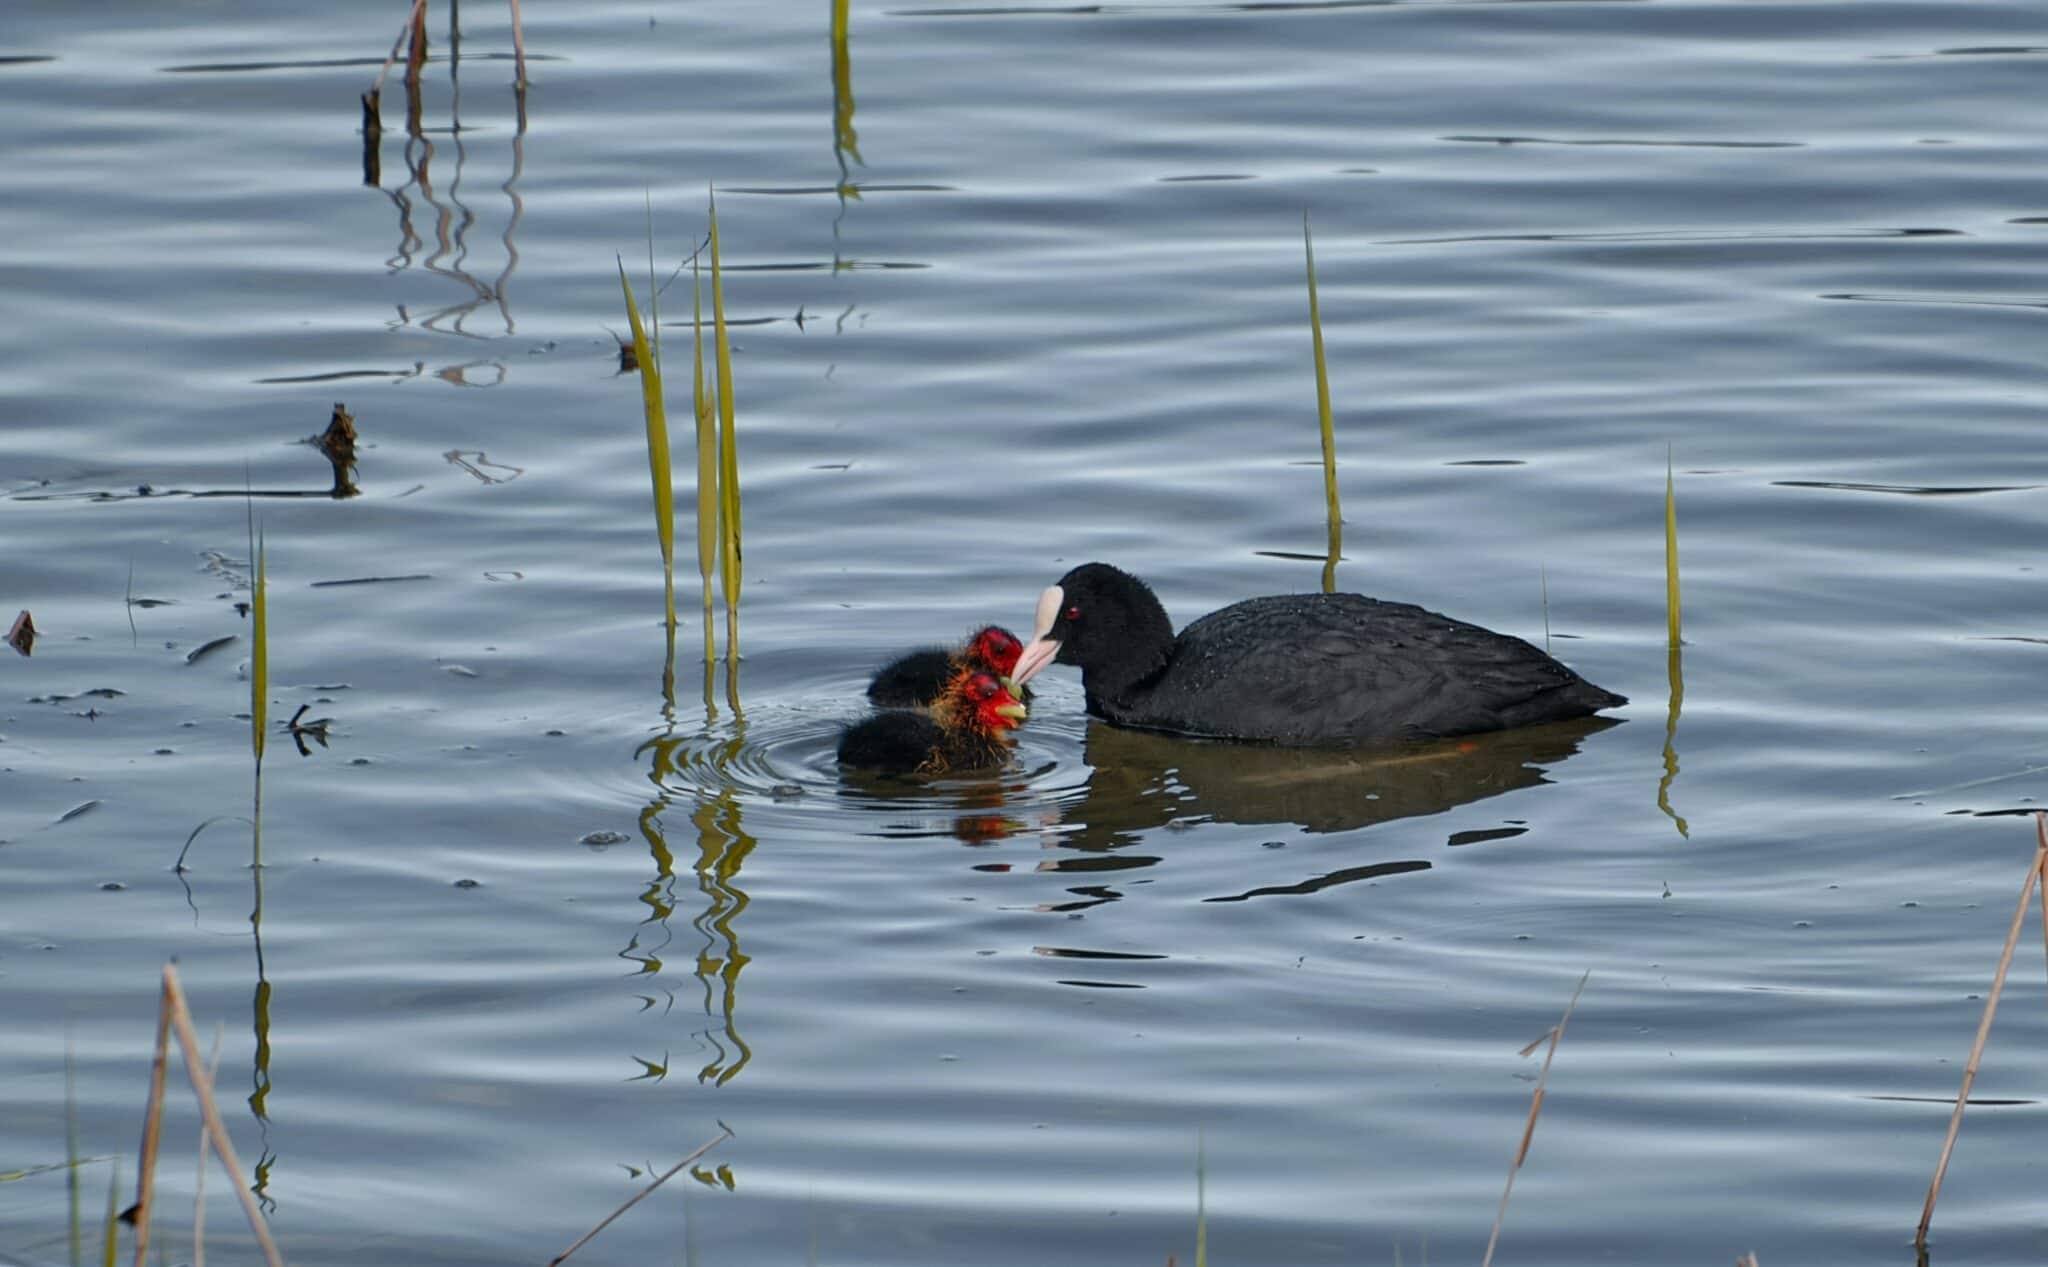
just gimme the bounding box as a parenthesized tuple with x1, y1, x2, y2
(1009, 562, 1625, 746)
(839, 669, 1028, 774)
(866, 625, 1029, 709)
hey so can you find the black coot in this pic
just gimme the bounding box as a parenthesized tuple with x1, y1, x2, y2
(1010, 562, 1625, 746)
(866, 625, 1028, 709)
(839, 669, 1028, 774)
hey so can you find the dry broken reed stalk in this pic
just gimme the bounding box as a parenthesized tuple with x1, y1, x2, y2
(127, 989, 173, 1267)
(128, 965, 286, 1267)
(1914, 810, 2048, 1248)
(548, 1123, 735, 1265)
(1481, 971, 1589, 1267)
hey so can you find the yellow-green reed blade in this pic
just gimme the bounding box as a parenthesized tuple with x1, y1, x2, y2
(1664, 448, 1680, 648)
(251, 535, 266, 766)
(693, 256, 720, 671)
(99, 1161, 119, 1267)
(620, 262, 676, 631)
(708, 193, 743, 663)
(830, 0, 862, 167)
(1304, 212, 1341, 593)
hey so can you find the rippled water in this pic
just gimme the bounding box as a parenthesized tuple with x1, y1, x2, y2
(8, 1, 2048, 1263)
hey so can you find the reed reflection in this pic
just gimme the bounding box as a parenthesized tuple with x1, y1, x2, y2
(20, 404, 365, 503)
(1659, 643, 1688, 838)
(1659, 455, 1689, 837)
(829, 0, 862, 259)
(632, 727, 755, 1085)
(362, 1, 527, 343)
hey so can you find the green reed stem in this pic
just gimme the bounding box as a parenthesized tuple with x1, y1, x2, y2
(619, 263, 676, 631)
(692, 256, 719, 673)
(1664, 447, 1680, 649)
(1305, 213, 1340, 594)
(99, 1161, 119, 1267)
(251, 534, 266, 765)
(708, 192, 742, 665)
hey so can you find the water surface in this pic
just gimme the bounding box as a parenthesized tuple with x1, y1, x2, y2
(7, 1, 2048, 1264)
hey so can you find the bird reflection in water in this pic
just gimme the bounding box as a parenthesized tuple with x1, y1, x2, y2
(1037, 716, 1618, 906)
(847, 716, 1616, 913)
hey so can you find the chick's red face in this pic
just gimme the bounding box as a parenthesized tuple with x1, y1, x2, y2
(970, 626, 1024, 676)
(959, 671, 1028, 733)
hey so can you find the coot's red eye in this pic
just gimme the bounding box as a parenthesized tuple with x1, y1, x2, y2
(1064, 606, 1081, 621)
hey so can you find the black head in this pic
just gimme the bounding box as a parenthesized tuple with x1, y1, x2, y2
(1011, 562, 1174, 696)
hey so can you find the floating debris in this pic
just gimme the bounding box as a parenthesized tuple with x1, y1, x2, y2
(311, 401, 361, 498)
(309, 574, 431, 588)
(184, 635, 237, 665)
(285, 704, 334, 757)
(56, 800, 102, 824)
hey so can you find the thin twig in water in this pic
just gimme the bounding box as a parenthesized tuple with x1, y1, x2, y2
(1915, 812, 2048, 1247)
(549, 1124, 735, 1266)
(1482, 971, 1589, 1267)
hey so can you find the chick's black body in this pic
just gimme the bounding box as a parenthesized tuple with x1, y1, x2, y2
(837, 711, 961, 772)
(865, 649, 960, 708)
(865, 626, 1030, 709)
(839, 669, 1025, 775)
(1019, 563, 1625, 746)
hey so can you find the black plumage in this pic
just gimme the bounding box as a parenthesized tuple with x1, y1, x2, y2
(839, 669, 1028, 774)
(1010, 562, 1625, 746)
(866, 625, 1030, 709)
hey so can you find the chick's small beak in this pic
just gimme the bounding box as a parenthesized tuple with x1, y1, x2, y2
(994, 701, 1028, 724)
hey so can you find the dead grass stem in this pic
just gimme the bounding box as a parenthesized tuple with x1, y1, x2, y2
(1482, 971, 1589, 1267)
(1914, 811, 2048, 1247)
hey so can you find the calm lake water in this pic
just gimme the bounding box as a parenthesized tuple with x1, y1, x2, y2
(8, 1, 2048, 1263)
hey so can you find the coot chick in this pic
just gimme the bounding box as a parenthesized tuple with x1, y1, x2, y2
(866, 625, 1029, 708)
(1010, 562, 1625, 746)
(839, 669, 1028, 775)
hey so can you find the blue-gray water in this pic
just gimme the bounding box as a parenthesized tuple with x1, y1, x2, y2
(7, 1, 2048, 1263)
